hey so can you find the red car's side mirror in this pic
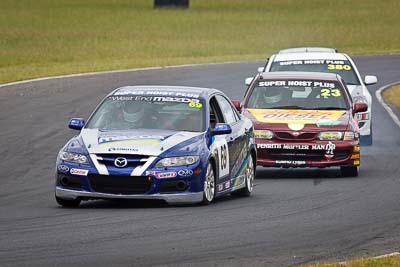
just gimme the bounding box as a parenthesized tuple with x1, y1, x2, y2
(353, 103, 368, 114)
(232, 100, 241, 112)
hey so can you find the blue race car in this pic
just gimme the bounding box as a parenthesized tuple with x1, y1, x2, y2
(55, 86, 256, 206)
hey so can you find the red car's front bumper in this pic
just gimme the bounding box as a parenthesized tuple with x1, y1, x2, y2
(256, 139, 360, 168)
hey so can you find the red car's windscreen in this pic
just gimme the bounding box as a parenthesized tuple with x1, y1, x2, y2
(246, 79, 349, 110)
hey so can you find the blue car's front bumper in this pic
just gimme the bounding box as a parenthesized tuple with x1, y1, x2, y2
(55, 186, 203, 204)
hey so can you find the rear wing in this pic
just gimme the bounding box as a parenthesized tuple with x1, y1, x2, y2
(278, 47, 338, 54)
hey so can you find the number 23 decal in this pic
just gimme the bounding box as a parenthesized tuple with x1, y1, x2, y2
(321, 88, 341, 97)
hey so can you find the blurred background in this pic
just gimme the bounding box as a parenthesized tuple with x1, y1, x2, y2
(0, 0, 399, 83)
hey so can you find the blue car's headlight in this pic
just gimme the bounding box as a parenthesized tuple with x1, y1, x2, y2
(60, 151, 89, 165)
(155, 156, 199, 168)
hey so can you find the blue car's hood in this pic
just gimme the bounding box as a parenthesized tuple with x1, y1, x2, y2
(80, 128, 204, 156)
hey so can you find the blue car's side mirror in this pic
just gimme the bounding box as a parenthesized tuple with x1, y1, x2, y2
(68, 118, 85, 130)
(212, 123, 232, 136)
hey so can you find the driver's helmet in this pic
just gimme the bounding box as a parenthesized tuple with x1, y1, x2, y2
(263, 87, 282, 104)
(122, 101, 145, 123)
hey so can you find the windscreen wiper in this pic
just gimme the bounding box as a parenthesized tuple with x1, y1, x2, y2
(270, 105, 306, 109)
(345, 82, 360, 85)
(309, 107, 347, 110)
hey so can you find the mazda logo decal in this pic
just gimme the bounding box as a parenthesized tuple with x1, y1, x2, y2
(114, 157, 128, 168)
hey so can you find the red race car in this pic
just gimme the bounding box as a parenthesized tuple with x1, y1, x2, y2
(234, 71, 367, 177)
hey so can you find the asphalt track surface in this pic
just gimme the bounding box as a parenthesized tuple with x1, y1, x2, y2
(0, 55, 399, 267)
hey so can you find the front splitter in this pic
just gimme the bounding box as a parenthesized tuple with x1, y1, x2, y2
(56, 187, 203, 204)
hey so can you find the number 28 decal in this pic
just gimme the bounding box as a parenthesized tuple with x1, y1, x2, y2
(220, 143, 228, 171)
(214, 138, 230, 178)
(321, 88, 341, 97)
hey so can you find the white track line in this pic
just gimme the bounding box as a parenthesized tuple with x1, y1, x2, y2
(0, 60, 254, 89)
(375, 82, 400, 129)
(338, 252, 400, 265)
(373, 252, 400, 259)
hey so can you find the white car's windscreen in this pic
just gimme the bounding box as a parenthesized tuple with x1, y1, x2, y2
(86, 96, 205, 132)
(270, 60, 360, 85)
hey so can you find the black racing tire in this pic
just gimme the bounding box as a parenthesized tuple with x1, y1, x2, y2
(201, 161, 216, 205)
(341, 166, 359, 177)
(56, 196, 81, 207)
(232, 153, 255, 197)
(361, 121, 373, 146)
(362, 133, 373, 146)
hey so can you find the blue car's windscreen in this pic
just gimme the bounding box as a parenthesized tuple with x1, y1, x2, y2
(247, 79, 349, 110)
(270, 60, 360, 85)
(86, 95, 205, 132)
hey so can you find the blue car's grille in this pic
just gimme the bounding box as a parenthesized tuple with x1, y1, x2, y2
(95, 154, 149, 168)
(88, 174, 151, 194)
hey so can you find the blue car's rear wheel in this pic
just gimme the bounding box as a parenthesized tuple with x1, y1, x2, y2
(232, 154, 255, 197)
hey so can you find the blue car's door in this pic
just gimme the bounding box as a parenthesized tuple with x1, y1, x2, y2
(214, 95, 248, 180)
(209, 97, 232, 182)
(210, 95, 248, 193)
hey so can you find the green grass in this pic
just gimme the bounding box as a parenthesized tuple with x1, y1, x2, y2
(305, 254, 400, 267)
(1, 0, 400, 83)
(383, 84, 400, 109)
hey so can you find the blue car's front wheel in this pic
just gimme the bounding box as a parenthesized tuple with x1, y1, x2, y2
(202, 162, 216, 205)
(55, 195, 81, 208)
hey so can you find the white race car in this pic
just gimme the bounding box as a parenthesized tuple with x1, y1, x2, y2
(248, 47, 377, 145)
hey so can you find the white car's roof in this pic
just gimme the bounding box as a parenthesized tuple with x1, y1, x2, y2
(279, 47, 337, 54)
(258, 71, 340, 81)
(273, 52, 349, 62)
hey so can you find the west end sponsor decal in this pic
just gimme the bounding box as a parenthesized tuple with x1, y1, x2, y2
(70, 168, 89, 176)
(110, 95, 201, 104)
